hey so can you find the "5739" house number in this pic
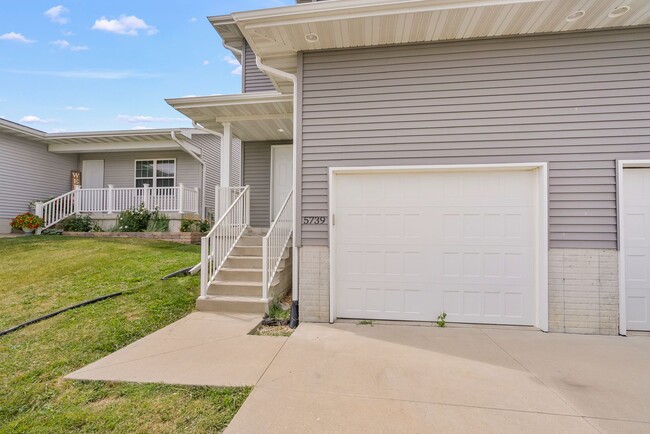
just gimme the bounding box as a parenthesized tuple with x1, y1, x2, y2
(302, 216, 327, 225)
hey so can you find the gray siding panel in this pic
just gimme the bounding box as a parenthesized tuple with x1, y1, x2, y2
(0, 133, 78, 221)
(243, 142, 271, 227)
(77, 151, 201, 190)
(189, 134, 221, 217)
(300, 27, 650, 249)
(243, 42, 275, 93)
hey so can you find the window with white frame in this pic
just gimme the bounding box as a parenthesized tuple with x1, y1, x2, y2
(135, 159, 176, 188)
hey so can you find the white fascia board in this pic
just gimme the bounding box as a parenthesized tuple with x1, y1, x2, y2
(166, 92, 291, 109)
(48, 140, 184, 154)
(47, 128, 181, 140)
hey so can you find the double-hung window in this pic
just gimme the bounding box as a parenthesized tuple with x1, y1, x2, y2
(135, 159, 176, 188)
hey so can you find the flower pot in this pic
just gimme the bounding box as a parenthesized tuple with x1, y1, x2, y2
(22, 227, 34, 234)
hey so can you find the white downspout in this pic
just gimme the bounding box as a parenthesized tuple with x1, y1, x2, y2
(255, 55, 300, 326)
(171, 131, 206, 219)
(223, 41, 243, 59)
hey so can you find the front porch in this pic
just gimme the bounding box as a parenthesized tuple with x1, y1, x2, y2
(35, 184, 201, 230)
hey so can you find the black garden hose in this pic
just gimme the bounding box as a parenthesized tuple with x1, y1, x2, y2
(0, 292, 123, 337)
(161, 267, 192, 280)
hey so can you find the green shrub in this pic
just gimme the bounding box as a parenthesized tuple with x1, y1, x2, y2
(180, 218, 210, 233)
(62, 214, 94, 232)
(115, 206, 151, 232)
(146, 211, 170, 232)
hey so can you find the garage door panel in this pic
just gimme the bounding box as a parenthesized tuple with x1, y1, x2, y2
(624, 168, 650, 331)
(334, 169, 537, 325)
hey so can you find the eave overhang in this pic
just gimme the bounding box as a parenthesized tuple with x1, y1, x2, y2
(225, 0, 650, 93)
(166, 92, 293, 142)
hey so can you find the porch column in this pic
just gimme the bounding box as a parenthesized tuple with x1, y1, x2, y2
(220, 122, 232, 188)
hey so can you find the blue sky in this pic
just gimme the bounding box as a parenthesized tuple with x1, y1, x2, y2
(0, 1, 293, 132)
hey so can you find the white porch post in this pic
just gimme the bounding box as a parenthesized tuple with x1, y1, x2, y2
(178, 183, 185, 213)
(74, 185, 81, 214)
(107, 185, 114, 214)
(220, 122, 232, 188)
(34, 202, 44, 219)
(143, 184, 150, 210)
(194, 187, 200, 213)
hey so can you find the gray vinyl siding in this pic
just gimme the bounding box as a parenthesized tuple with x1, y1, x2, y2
(77, 151, 201, 190)
(299, 27, 650, 249)
(0, 132, 78, 220)
(243, 142, 271, 227)
(243, 42, 275, 93)
(190, 134, 220, 217)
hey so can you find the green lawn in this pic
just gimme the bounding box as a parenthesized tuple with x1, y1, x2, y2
(0, 237, 250, 433)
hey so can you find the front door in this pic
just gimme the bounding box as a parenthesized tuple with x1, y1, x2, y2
(271, 145, 293, 221)
(81, 160, 104, 189)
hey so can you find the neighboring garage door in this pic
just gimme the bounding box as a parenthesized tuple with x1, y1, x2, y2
(623, 168, 650, 332)
(333, 168, 538, 325)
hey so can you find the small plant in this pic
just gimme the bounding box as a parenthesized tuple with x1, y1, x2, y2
(10, 212, 44, 231)
(146, 211, 170, 232)
(115, 206, 151, 232)
(41, 228, 63, 235)
(63, 214, 94, 232)
(436, 312, 447, 328)
(180, 218, 210, 233)
(358, 320, 374, 326)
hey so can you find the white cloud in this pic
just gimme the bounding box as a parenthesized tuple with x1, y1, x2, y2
(62, 30, 74, 36)
(131, 126, 153, 130)
(224, 55, 242, 76)
(51, 39, 88, 51)
(45, 5, 70, 25)
(2, 68, 159, 80)
(50, 128, 69, 133)
(203, 60, 210, 66)
(92, 15, 158, 36)
(117, 115, 186, 123)
(181, 95, 197, 98)
(188, 17, 197, 23)
(0, 32, 35, 43)
(65, 106, 90, 111)
(20, 115, 53, 124)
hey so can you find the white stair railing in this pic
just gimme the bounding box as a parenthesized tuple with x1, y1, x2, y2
(200, 186, 250, 298)
(38, 189, 78, 228)
(262, 190, 293, 301)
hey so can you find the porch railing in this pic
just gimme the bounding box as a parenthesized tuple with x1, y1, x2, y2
(262, 190, 293, 301)
(36, 184, 200, 229)
(215, 186, 249, 222)
(200, 186, 250, 297)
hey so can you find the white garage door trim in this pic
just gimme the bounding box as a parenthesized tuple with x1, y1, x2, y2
(328, 163, 549, 331)
(617, 159, 650, 336)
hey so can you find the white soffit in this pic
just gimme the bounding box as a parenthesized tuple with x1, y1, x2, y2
(232, 0, 650, 92)
(211, 15, 245, 61)
(166, 92, 294, 142)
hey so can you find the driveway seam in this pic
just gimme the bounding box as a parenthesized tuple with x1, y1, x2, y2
(254, 334, 290, 385)
(252, 384, 612, 426)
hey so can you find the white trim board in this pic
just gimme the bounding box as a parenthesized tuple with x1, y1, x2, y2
(616, 159, 650, 336)
(328, 162, 549, 331)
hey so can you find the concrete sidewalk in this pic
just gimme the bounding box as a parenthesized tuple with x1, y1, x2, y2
(227, 322, 650, 434)
(66, 312, 286, 386)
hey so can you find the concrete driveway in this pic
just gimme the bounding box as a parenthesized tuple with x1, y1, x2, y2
(227, 322, 650, 434)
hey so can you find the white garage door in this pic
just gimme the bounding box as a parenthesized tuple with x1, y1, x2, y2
(333, 169, 538, 325)
(623, 168, 650, 331)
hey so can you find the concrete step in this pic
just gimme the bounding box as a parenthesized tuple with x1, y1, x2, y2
(216, 268, 263, 283)
(196, 295, 268, 314)
(237, 236, 263, 247)
(224, 255, 291, 270)
(231, 246, 262, 256)
(208, 281, 262, 297)
(244, 227, 268, 236)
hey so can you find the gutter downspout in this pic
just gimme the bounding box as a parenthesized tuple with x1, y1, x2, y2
(223, 41, 243, 59)
(255, 55, 300, 328)
(171, 131, 206, 219)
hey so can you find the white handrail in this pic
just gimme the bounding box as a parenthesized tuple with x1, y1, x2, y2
(39, 189, 78, 228)
(262, 190, 293, 301)
(200, 186, 250, 297)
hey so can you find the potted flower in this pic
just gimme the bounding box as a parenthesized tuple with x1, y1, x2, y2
(10, 212, 45, 234)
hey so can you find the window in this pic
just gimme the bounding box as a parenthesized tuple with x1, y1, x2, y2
(135, 159, 176, 188)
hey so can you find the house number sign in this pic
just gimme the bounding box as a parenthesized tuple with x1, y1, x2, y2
(302, 216, 327, 225)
